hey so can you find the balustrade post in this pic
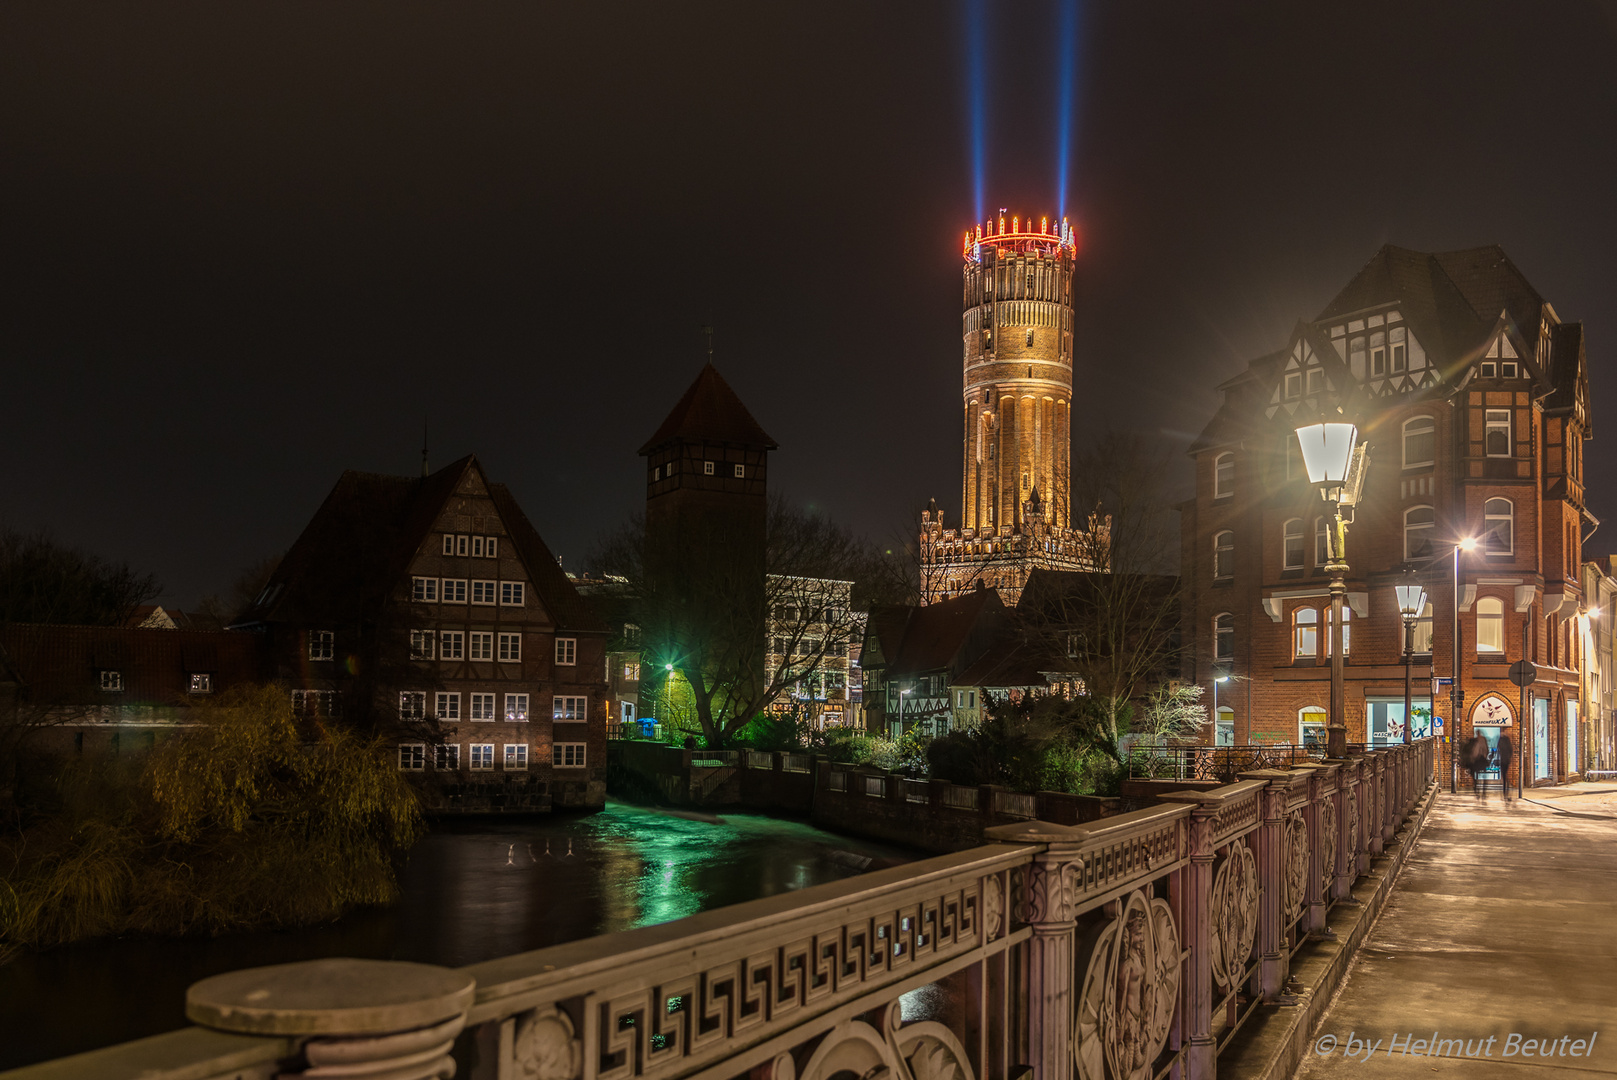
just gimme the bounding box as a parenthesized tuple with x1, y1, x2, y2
(1154, 794, 1220, 1080)
(1292, 765, 1331, 934)
(1364, 754, 1385, 855)
(186, 958, 475, 1080)
(1238, 770, 1291, 1000)
(984, 823, 1087, 1080)
(1378, 751, 1396, 847)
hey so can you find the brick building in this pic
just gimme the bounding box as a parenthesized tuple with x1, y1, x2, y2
(236, 454, 609, 809)
(1181, 245, 1595, 787)
(920, 213, 1106, 606)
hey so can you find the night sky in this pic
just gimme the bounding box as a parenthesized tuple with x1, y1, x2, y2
(5, 1, 1616, 608)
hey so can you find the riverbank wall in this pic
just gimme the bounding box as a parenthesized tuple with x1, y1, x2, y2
(605, 741, 1122, 853)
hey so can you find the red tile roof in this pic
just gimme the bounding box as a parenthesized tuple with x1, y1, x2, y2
(0, 623, 263, 707)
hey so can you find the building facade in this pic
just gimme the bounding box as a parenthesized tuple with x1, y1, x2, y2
(764, 575, 864, 729)
(920, 213, 1106, 607)
(237, 455, 609, 808)
(1181, 245, 1594, 787)
(1580, 555, 1616, 773)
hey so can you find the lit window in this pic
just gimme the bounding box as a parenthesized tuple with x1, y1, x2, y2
(436, 692, 460, 721)
(440, 631, 464, 660)
(400, 692, 426, 721)
(1214, 612, 1234, 662)
(469, 744, 495, 771)
(505, 693, 529, 721)
(100, 670, 123, 692)
(469, 632, 494, 661)
(504, 743, 529, 771)
(1213, 531, 1234, 579)
(1402, 416, 1435, 468)
(1404, 506, 1435, 560)
(1283, 519, 1304, 570)
(555, 742, 587, 768)
(624, 661, 641, 681)
(1485, 410, 1511, 457)
(470, 693, 496, 721)
(498, 633, 522, 662)
(435, 744, 460, 770)
(442, 579, 467, 603)
(292, 689, 340, 717)
(189, 673, 213, 694)
(1299, 709, 1327, 749)
(556, 638, 577, 666)
(1293, 609, 1318, 658)
(309, 630, 335, 660)
(734, 463, 745, 478)
(1484, 498, 1513, 555)
(398, 744, 426, 771)
(1476, 597, 1505, 653)
(471, 580, 497, 605)
(622, 700, 636, 722)
(1213, 453, 1234, 498)
(409, 630, 435, 660)
(1215, 707, 1234, 746)
(553, 696, 587, 721)
(704, 461, 715, 475)
(500, 581, 524, 606)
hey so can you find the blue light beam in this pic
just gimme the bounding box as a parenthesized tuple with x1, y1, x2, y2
(1055, 0, 1081, 220)
(966, 0, 987, 223)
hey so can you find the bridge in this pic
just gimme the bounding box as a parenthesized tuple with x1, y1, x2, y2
(2, 741, 1436, 1080)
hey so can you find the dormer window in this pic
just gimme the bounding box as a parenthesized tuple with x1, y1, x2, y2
(1213, 453, 1234, 498)
(189, 673, 213, 694)
(100, 670, 123, 692)
(1502, 362, 1518, 378)
(1390, 327, 1407, 371)
(1305, 368, 1325, 394)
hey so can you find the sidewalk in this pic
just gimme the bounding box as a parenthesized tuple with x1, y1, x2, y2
(1293, 790, 1617, 1077)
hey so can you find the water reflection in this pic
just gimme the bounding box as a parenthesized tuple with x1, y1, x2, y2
(0, 802, 915, 1069)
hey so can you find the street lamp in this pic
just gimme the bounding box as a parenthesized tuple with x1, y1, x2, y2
(1212, 675, 1230, 745)
(1450, 536, 1478, 793)
(896, 686, 911, 740)
(1296, 421, 1363, 759)
(1394, 568, 1428, 747)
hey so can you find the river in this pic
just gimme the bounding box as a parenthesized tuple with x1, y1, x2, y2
(0, 802, 919, 1070)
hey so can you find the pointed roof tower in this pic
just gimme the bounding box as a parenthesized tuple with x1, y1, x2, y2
(639, 363, 778, 455)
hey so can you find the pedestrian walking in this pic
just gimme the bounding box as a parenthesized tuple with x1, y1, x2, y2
(1496, 732, 1515, 801)
(1465, 734, 1489, 799)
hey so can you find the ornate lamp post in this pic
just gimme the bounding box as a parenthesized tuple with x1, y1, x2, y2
(1296, 422, 1364, 759)
(1450, 537, 1477, 792)
(1395, 569, 1428, 747)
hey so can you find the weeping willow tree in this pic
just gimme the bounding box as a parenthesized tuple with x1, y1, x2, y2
(0, 684, 421, 953)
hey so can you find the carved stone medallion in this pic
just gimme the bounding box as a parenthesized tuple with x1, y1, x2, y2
(1073, 890, 1180, 1080)
(513, 1006, 582, 1080)
(1318, 797, 1337, 894)
(1209, 842, 1259, 990)
(983, 877, 1003, 941)
(1283, 810, 1308, 919)
(1345, 787, 1359, 860)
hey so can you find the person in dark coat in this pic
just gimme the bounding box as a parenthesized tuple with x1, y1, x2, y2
(1496, 733, 1515, 801)
(1465, 734, 1489, 798)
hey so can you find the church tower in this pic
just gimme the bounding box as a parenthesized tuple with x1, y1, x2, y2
(921, 212, 1107, 605)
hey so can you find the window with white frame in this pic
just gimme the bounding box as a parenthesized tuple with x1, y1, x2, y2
(436, 692, 460, 721)
(505, 693, 529, 721)
(400, 692, 427, 720)
(733, 463, 745, 478)
(309, 630, 335, 660)
(469, 743, 494, 770)
(1214, 612, 1234, 663)
(1283, 518, 1304, 570)
(621, 700, 636, 722)
(399, 744, 426, 770)
(189, 673, 213, 694)
(1284, 371, 1302, 399)
(1402, 416, 1436, 468)
(1476, 597, 1505, 653)
(440, 631, 465, 660)
(471, 580, 497, 605)
(469, 632, 494, 661)
(1404, 506, 1435, 560)
(1213, 452, 1234, 498)
(1390, 326, 1407, 372)
(553, 696, 587, 721)
(498, 633, 521, 662)
(442, 579, 467, 603)
(504, 743, 529, 770)
(1305, 367, 1325, 394)
(412, 577, 438, 603)
(1299, 709, 1327, 749)
(624, 661, 640, 681)
(703, 461, 715, 475)
(555, 742, 587, 767)
(470, 693, 496, 721)
(409, 630, 435, 660)
(1215, 707, 1234, 746)
(1485, 410, 1511, 457)
(1213, 531, 1234, 579)
(555, 637, 576, 665)
(435, 744, 460, 770)
(1483, 498, 1513, 555)
(1293, 608, 1318, 658)
(443, 534, 457, 555)
(500, 581, 524, 606)
(100, 669, 123, 692)
(471, 535, 487, 558)
(292, 689, 340, 717)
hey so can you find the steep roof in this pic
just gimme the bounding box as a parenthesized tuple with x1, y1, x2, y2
(236, 455, 602, 633)
(0, 623, 263, 706)
(639, 363, 778, 455)
(866, 590, 1005, 676)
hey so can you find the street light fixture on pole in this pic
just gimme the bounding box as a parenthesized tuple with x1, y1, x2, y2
(896, 687, 911, 740)
(1212, 675, 1230, 745)
(1395, 569, 1428, 747)
(1450, 536, 1477, 792)
(1296, 421, 1367, 759)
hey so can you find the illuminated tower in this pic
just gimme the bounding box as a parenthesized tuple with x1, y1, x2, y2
(920, 211, 1107, 605)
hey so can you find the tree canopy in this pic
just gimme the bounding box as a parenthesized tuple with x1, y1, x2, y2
(0, 529, 160, 627)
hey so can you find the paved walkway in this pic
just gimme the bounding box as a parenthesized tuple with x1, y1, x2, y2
(1294, 787, 1617, 1078)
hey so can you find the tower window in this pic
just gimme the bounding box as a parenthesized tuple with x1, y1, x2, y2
(704, 461, 715, 475)
(1025, 328, 1035, 347)
(734, 464, 745, 478)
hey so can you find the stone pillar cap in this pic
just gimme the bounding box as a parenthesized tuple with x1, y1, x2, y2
(187, 958, 475, 1036)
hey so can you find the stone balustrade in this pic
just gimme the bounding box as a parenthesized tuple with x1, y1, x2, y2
(2, 739, 1437, 1080)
